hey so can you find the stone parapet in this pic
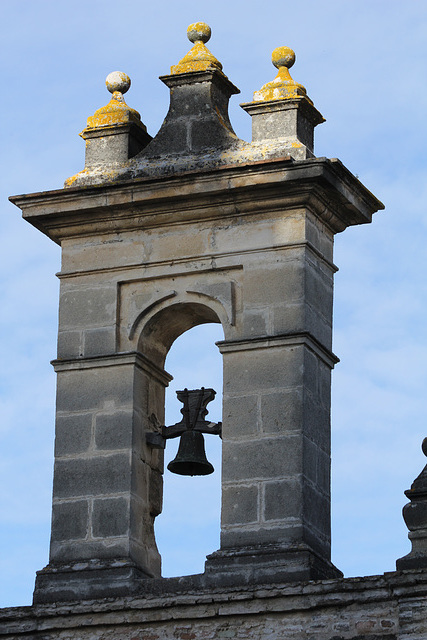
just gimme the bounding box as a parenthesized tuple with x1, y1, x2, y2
(2, 571, 427, 639)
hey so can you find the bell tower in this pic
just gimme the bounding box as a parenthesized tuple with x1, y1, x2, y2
(10, 23, 383, 604)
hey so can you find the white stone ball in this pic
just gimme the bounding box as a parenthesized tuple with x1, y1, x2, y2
(106, 71, 131, 95)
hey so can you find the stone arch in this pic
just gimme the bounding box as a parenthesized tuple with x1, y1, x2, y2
(136, 297, 228, 367)
(133, 299, 225, 577)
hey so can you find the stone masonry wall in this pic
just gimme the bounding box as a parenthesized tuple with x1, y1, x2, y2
(2, 571, 427, 640)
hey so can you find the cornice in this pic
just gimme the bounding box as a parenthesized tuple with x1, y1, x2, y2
(10, 157, 384, 244)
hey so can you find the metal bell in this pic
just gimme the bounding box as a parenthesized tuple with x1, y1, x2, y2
(167, 430, 214, 476)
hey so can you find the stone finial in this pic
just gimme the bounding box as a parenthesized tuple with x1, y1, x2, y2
(252, 46, 309, 102)
(397, 438, 427, 570)
(144, 22, 239, 157)
(240, 45, 324, 159)
(170, 22, 223, 74)
(65, 71, 151, 183)
(86, 71, 142, 128)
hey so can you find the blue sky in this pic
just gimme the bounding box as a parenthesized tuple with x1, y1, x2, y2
(1, 0, 427, 607)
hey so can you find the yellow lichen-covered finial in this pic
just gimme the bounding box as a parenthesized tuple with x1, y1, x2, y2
(253, 46, 311, 103)
(170, 22, 223, 74)
(86, 71, 142, 129)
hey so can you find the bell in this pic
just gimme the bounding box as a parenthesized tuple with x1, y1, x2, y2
(167, 430, 214, 476)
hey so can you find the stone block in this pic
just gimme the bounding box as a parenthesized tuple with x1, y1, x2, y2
(303, 484, 330, 536)
(56, 367, 134, 412)
(222, 484, 259, 525)
(95, 411, 133, 450)
(242, 309, 268, 337)
(191, 118, 233, 151)
(148, 469, 163, 517)
(83, 327, 116, 356)
(221, 521, 302, 549)
(85, 132, 130, 165)
(52, 452, 131, 499)
(306, 213, 334, 262)
(302, 347, 319, 396)
(260, 388, 303, 435)
(318, 360, 332, 410)
(59, 285, 117, 329)
(316, 446, 331, 490)
(305, 261, 333, 324)
(149, 225, 208, 263)
(51, 500, 89, 541)
(54, 413, 92, 456)
(243, 259, 304, 306)
(270, 301, 305, 335)
(304, 306, 333, 349)
(62, 231, 149, 272)
(92, 496, 129, 538)
(263, 478, 302, 521)
(57, 330, 82, 358)
(222, 435, 302, 482)
(223, 347, 304, 394)
(302, 391, 330, 451)
(302, 435, 318, 485)
(131, 454, 152, 499)
(50, 537, 130, 563)
(222, 394, 259, 439)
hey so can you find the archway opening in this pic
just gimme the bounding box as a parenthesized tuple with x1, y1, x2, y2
(154, 322, 224, 577)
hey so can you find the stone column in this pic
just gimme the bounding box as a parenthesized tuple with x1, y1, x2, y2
(33, 272, 171, 602)
(205, 212, 341, 582)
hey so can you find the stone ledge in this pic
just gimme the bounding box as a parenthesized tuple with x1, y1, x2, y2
(1, 570, 427, 637)
(9, 157, 384, 245)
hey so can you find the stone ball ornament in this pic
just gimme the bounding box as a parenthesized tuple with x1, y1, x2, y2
(187, 22, 211, 44)
(106, 71, 131, 95)
(272, 46, 296, 69)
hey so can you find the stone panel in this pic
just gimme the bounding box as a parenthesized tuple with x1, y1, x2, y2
(95, 411, 133, 450)
(221, 521, 303, 548)
(264, 478, 302, 521)
(92, 496, 129, 538)
(305, 259, 333, 325)
(50, 537, 130, 563)
(51, 500, 89, 541)
(53, 453, 131, 499)
(222, 394, 259, 438)
(59, 285, 117, 329)
(54, 413, 92, 456)
(56, 367, 134, 412)
(222, 435, 302, 482)
(260, 388, 303, 435)
(241, 309, 269, 337)
(243, 257, 305, 306)
(222, 484, 259, 526)
(83, 327, 116, 356)
(57, 330, 82, 359)
(302, 391, 330, 451)
(223, 347, 305, 394)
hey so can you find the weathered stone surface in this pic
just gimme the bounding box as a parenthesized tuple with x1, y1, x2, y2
(9, 36, 384, 603)
(92, 497, 130, 537)
(54, 413, 92, 456)
(5, 571, 425, 640)
(95, 411, 133, 450)
(53, 452, 131, 499)
(51, 500, 89, 541)
(222, 484, 259, 526)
